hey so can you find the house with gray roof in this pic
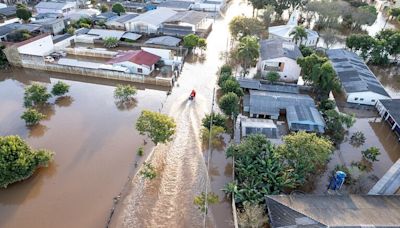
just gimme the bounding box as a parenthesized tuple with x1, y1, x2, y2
(144, 36, 181, 47)
(93, 12, 118, 23)
(35, 1, 77, 16)
(32, 18, 65, 35)
(0, 23, 42, 41)
(376, 99, 400, 140)
(327, 49, 391, 106)
(266, 195, 400, 228)
(158, 1, 193, 11)
(243, 89, 325, 133)
(0, 6, 16, 20)
(238, 78, 300, 94)
(259, 39, 303, 83)
(125, 8, 177, 34)
(160, 11, 208, 37)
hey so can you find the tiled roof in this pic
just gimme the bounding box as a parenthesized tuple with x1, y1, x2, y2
(108, 50, 160, 67)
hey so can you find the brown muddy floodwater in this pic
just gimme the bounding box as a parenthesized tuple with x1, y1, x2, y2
(0, 68, 168, 228)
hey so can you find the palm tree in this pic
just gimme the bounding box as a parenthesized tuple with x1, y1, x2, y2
(237, 36, 260, 76)
(289, 26, 308, 45)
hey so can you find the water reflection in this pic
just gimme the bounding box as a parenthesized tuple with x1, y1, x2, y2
(55, 96, 74, 108)
(27, 124, 49, 138)
(114, 99, 137, 111)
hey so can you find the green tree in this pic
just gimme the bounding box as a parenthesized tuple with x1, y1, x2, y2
(16, 4, 31, 22)
(350, 131, 366, 147)
(112, 3, 125, 16)
(99, 4, 109, 13)
(229, 16, 266, 40)
(183, 34, 199, 49)
(323, 109, 355, 144)
(289, 26, 308, 45)
(346, 34, 375, 60)
(248, 0, 266, 17)
(218, 92, 239, 117)
(299, 45, 315, 57)
(318, 99, 336, 112)
(218, 72, 235, 87)
(237, 202, 268, 228)
(297, 54, 327, 81)
(236, 36, 260, 75)
(24, 84, 52, 107)
(114, 84, 137, 102)
(220, 64, 233, 75)
(21, 108, 45, 126)
(67, 27, 76, 35)
(0, 44, 8, 69)
(265, 71, 280, 83)
(0, 135, 53, 188)
(276, 131, 333, 185)
(197, 38, 207, 51)
(51, 81, 70, 96)
(104, 37, 119, 48)
(362, 147, 380, 162)
(201, 126, 225, 148)
(136, 110, 176, 144)
(202, 113, 227, 130)
(221, 79, 244, 97)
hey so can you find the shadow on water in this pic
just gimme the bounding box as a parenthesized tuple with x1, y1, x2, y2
(55, 96, 74, 108)
(115, 99, 137, 111)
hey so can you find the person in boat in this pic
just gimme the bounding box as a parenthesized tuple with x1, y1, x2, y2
(190, 89, 196, 98)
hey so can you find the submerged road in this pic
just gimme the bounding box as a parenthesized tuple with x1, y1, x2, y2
(109, 0, 253, 227)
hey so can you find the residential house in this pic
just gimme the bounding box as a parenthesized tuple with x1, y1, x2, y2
(35, 12, 63, 20)
(35, 1, 77, 16)
(106, 13, 138, 30)
(107, 50, 161, 75)
(376, 99, 400, 140)
(160, 11, 208, 37)
(0, 6, 16, 21)
(122, 1, 149, 13)
(239, 115, 278, 139)
(269, 11, 319, 47)
(243, 88, 325, 133)
(327, 49, 391, 105)
(258, 39, 303, 82)
(238, 78, 300, 93)
(266, 195, 400, 227)
(32, 18, 65, 35)
(191, 0, 222, 12)
(157, 1, 193, 11)
(0, 23, 42, 41)
(125, 8, 177, 34)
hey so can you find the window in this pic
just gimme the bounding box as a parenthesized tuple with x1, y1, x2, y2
(360, 98, 364, 101)
(354, 97, 358, 100)
(137, 68, 143, 73)
(371, 99, 376, 103)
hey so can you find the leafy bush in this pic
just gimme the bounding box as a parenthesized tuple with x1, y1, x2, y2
(220, 64, 233, 75)
(202, 113, 227, 130)
(201, 126, 225, 148)
(299, 45, 315, 57)
(221, 79, 244, 97)
(114, 84, 137, 102)
(16, 6, 31, 22)
(218, 72, 235, 87)
(67, 27, 75, 35)
(318, 99, 336, 112)
(362, 147, 380, 162)
(23, 84, 52, 107)
(218, 92, 239, 117)
(323, 109, 355, 145)
(0, 135, 53, 188)
(104, 37, 119, 48)
(21, 108, 45, 126)
(265, 71, 280, 83)
(350, 131, 366, 147)
(137, 147, 144, 156)
(51, 81, 70, 96)
(112, 3, 125, 15)
(139, 162, 156, 180)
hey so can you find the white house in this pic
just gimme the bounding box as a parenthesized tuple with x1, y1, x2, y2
(35, 1, 77, 16)
(107, 50, 161, 75)
(326, 49, 391, 105)
(268, 11, 319, 47)
(17, 34, 54, 57)
(125, 8, 177, 34)
(258, 39, 303, 82)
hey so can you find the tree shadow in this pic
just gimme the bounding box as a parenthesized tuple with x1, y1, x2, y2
(115, 98, 137, 111)
(27, 123, 48, 138)
(35, 103, 56, 121)
(55, 96, 74, 108)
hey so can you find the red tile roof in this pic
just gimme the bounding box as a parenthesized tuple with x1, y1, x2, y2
(108, 50, 160, 67)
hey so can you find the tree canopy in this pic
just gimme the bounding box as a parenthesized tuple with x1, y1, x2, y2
(218, 92, 239, 117)
(265, 71, 280, 83)
(235, 36, 260, 74)
(0, 135, 53, 188)
(114, 84, 137, 102)
(289, 26, 308, 45)
(16, 4, 31, 22)
(229, 16, 266, 40)
(24, 84, 52, 107)
(183, 34, 207, 50)
(202, 113, 227, 130)
(221, 79, 244, 97)
(21, 108, 45, 126)
(111, 3, 125, 15)
(136, 110, 176, 144)
(51, 81, 70, 96)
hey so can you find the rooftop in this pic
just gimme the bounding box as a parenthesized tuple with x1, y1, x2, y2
(0, 6, 16, 17)
(326, 49, 390, 97)
(260, 38, 302, 61)
(32, 18, 63, 25)
(267, 195, 400, 227)
(129, 8, 177, 26)
(238, 78, 299, 94)
(158, 1, 193, 10)
(87, 29, 125, 40)
(35, 1, 75, 10)
(53, 33, 73, 43)
(164, 11, 208, 25)
(145, 36, 181, 46)
(0, 23, 42, 36)
(108, 13, 139, 23)
(269, 24, 319, 40)
(107, 50, 160, 67)
(379, 99, 400, 124)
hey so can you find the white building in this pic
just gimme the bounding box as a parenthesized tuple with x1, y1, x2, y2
(269, 11, 319, 47)
(327, 49, 391, 105)
(107, 50, 161, 75)
(258, 39, 303, 82)
(35, 1, 77, 16)
(125, 8, 177, 34)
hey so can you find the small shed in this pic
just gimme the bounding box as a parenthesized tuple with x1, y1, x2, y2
(241, 117, 278, 138)
(107, 50, 160, 75)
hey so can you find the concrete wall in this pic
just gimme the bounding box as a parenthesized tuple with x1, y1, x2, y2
(64, 47, 117, 58)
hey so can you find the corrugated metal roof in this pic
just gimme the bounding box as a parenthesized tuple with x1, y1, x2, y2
(0, 6, 16, 17)
(129, 8, 177, 26)
(158, 1, 193, 10)
(145, 36, 181, 46)
(35, 1, 71, 10)
(164, 11, 207, 25)
(260, 38, 303, 61)
(87, 29, 125, 40)
(380, 99, 400, 124)
(121, 32, 141, 41)
(326, 49, 390, 97)
(238, 78, 299, 94)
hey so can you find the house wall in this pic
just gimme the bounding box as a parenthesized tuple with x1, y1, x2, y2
(41, 20, 65, 35)
(17, 35, 54, 56)
(113, 61, 152, 75)
(54, 36, 76, 51)
(261, 57, 301, 82)
(126, 21, 158, 34)
(346, 91, 390, 106)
